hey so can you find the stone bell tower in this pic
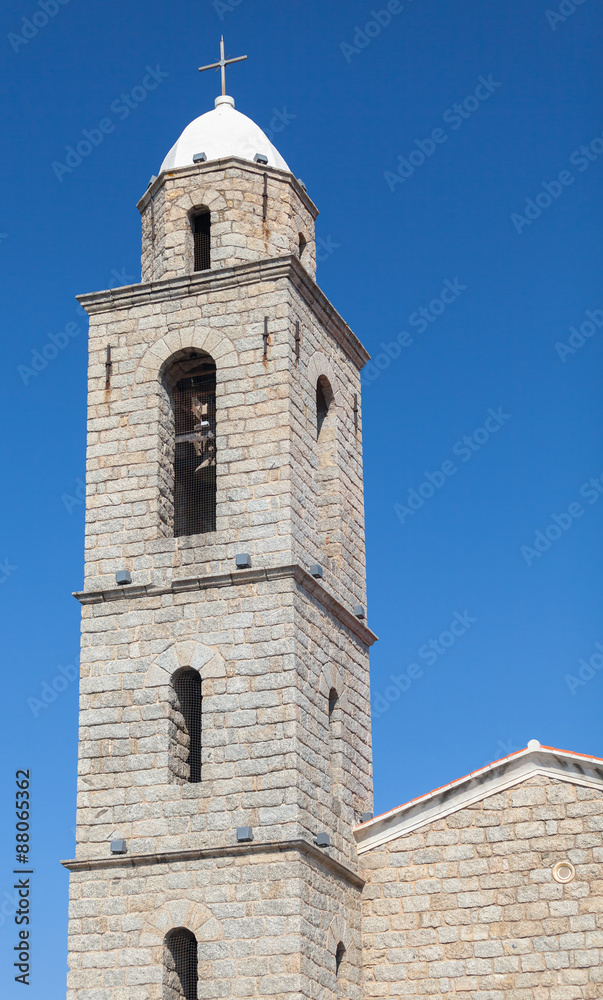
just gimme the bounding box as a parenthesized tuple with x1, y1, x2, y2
(63, 56, 376, 1000)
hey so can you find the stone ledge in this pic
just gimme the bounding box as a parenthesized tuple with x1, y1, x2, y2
(60, 836, 365, 889)
(72, 563, 378, 647)
(137, 156, 319, 220)
(76, 254, 370, 370)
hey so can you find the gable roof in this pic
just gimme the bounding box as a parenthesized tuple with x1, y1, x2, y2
(354, 742, 603, 855)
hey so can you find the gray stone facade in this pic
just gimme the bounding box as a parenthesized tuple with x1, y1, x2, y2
(359, 766, 603, 1000)
(63, 114, 603, 1000)
(64, 150, 375, 999)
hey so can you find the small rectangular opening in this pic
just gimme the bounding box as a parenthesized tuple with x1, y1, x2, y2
(193, 211, 211, 271)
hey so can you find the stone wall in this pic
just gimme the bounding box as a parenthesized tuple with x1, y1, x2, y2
(79, 255, 368, 614)
(65, 848, 363, 1000)
(138, 159, 318, 283)
(74, 575, 372, 866)
(360, 774, 603, 999)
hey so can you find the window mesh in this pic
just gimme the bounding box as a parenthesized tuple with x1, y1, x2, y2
(174, 362, 216, 537)
(193, 211, 211, 271)
(172, 669, 202, 783)
(165, 928, 198, 1000)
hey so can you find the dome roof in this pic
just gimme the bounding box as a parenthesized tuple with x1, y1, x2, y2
(160, 95, 290, 173)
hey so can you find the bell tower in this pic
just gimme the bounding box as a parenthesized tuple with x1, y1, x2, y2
(63, 59, 376, 1000)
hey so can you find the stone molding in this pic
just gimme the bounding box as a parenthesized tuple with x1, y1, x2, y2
(137, 156, 319, 220)
(73, 563, 378, 648)
(355, 745, 603, 854)
(140, 899, 220, 952)
(76, 255, 370, 370)
(60, 837, 365, 889)
(144, 639, 226, 690)
(137, 329, 238, 384)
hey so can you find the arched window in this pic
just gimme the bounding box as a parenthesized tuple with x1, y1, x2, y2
(164, 928, 198, 1000)
(328, 687, 339, 792)
(315, 376, 338, 559)
(191, 208, 211, 272)
(335, 941, 346, 977)
(299, 232, 307, 259)
(169, 668, 202, 784)
(164, 354, 216, 538)
(316, 378, 329, 440)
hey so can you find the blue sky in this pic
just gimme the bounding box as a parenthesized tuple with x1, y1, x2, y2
(0, 0, 602, 995)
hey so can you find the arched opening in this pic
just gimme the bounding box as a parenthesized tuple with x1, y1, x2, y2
(161, 352, 217, 538)
(328, 687, 340, 792)
(316, 378, 330, 441)
(315, 375, 339, 560)
(169, 668, 202, 784)
(191, 208, 211, 272)
(164, 927, 198, 1000)
(299, 232, 307, 260)
(335, 941, 346, 976)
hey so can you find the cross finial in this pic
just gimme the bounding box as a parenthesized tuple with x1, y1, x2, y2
(198, 36, 248, 98)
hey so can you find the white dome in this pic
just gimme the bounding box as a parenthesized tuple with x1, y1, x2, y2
(160, 95, 290, 173)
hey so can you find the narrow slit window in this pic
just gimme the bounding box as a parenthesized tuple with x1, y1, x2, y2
(171, 668, 202, 784)
(335, 941, 346, 977)
(165, 928, 198, 1000)
(193, 210, 211, 272)
(173, 360, 216, 537)
(316, 379, 329, 440)
(329, 687, 339, 789)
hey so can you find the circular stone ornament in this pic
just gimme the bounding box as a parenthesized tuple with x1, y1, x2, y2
(552, 860, 576, 884)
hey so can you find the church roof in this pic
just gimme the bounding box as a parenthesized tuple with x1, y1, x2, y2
(355, 741, 603, 854)
(160, 95, 290, 173)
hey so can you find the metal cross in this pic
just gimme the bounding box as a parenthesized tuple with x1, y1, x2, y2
(199, 36, 247, 97)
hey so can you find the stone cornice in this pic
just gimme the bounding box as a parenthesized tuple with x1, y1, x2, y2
(76, 255, 370, 370)
(137, 156, 319, 220)
(73, 563, 378, 648)
(60, 836, 365, 889)
(355, 745, 603, 854)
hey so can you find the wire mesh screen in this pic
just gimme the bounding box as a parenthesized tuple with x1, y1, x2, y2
(174, 363, 216, 537)
(193, 211, 211, 271)
(165, 928, 198, 1000)
(173, 669, 202, 783)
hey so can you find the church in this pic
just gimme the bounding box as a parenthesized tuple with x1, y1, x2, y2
(63, 43, 603, 1000)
